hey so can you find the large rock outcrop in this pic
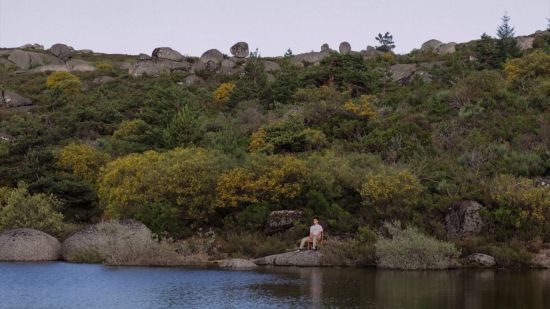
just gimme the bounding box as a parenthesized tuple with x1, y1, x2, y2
(420, 39, 457, 55)
(230, 42, 249, 58)
(265, 210, 303, 234)
(129, 59, 191, 77)
(0, 228, 61, 261)
(62, 220, 152, 261)
(2, 49, 64, 69)
(445, 200, 484, 239)
(516, 36, 535, 51)
(254, 251, 326, 266)
(1, 90, 33, 108)
(390, 63, 418, 82)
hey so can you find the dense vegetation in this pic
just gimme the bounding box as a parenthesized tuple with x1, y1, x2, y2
(1, 26, 549, 266)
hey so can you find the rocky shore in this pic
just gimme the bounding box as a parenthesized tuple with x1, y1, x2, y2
(2, 222, 550, 270)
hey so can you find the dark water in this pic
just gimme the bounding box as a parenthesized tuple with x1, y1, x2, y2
(1, 263, 550, 309)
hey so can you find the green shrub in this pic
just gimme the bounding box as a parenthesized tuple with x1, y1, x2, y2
(321, 239, 375, 266)
(0, 182, 64, 236)
(219, 232, 290, 258)
(483, 175, 550, 241)
(375, 222, 460, 270)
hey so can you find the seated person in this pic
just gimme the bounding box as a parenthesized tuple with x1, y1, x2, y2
(299, 217, 323, 251)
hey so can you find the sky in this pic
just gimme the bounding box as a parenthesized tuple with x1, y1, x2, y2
(0, 0, 548, 57)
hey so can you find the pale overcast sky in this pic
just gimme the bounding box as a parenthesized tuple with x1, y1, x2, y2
(0, 0, 548, 56)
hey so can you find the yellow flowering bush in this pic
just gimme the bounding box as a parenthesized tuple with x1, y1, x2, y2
(216, 155, 307, 207)
(213, 82, 236, 103)
(504, 50, 550, 86)
(58, 142, 111, 183)
(46, 71, 82, 94)
(343, 95, 377, 118)
(360, 168, 423, 220)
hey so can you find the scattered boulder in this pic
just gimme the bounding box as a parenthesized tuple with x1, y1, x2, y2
(445, 200, 484, 239)
(50, 43, 73, 61)
(262, 60, 281, 72)
(6, 49, 64, 70)
(436, 42, 457, 55)
(516, 36, 535, 50)
(532, 247, 550, 268)
(128, 59, 190, 77)
(361, 48, 385, 60)
(200, 49, 224, 64)
(19, 43, 44, 50)
(230, 42, 249, 58)
(0, 131, 12, 141)
(62, 220, 152, 261)
(420, 40, 456, 55)
(0, 228, 61, 261)
(190, 60, 206, 73)
(265, 210, 303, 234)
(254, 251, 326, 266)
(321, 43, 330, 52)
(421, 39, 443, 52)
(152, 47, 184, 62)
(1, 90, 32, 108)
(464, 253, 496, 267)
(138, 53, 151, 61)
(339, 41, 351, 54)
(292, 51, 329, 66)
(389, 63, 417, 82)
(178, 74, 204, 86)
(535, 178, 550, 189)
(93, 76, 116, 84)
(217, 258, 257, 269)
(117, 62, 132, 70)
(66, 59, 96, 72)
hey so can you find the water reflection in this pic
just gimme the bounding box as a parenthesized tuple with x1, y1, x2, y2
(254, 267, 550, 309)
(2, 263, 550, 309)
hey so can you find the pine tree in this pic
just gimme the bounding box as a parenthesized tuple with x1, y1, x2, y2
(474, 33, 500, 68)
(284, 48, 293, 58)
(497, 13, 515, 39)
(375, 32, 395, 52)
(496, 13, 521, 61)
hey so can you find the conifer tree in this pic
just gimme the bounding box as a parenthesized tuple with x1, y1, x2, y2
(375, 32, 396, 52)
(496, 13, 521, 60)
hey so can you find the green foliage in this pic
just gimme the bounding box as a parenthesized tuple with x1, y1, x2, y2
(375, 32, 395, 52)
(0, 183, 64, 236)
(376, 222, 460, 270)
(219, 232, 290, 258)
(483, 175, 550, 241)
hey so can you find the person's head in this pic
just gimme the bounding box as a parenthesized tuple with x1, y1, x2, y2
(312, 217, 319, 225)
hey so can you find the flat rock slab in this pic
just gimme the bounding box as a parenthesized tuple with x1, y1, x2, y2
(254, 251, 327, 267)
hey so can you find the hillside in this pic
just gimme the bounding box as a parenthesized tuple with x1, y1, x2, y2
(0, 30, 549, 266)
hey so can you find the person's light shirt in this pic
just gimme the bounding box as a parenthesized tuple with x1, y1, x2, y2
(310, 224, 323, 237)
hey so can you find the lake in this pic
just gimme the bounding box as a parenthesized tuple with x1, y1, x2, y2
(1, 262, 550, 309)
